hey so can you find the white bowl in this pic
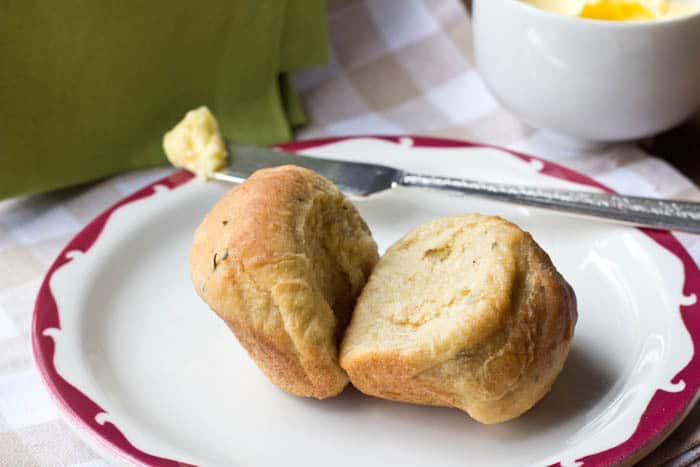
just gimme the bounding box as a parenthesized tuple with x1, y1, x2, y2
(472, 0, 700, 150)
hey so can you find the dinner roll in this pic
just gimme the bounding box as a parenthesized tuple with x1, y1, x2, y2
(190, 165, 379, 399)
(340, 215, 576, 423)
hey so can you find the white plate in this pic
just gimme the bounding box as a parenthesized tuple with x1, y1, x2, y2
(33, 136, 700, 467)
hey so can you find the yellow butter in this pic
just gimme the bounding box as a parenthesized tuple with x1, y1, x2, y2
(522, 0, 698, 20)
(163, 106, 227, 179)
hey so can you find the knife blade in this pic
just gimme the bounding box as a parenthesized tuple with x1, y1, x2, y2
(208, 141, 700, 234)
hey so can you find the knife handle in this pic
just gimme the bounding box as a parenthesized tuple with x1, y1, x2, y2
(399, 172, 700, 234)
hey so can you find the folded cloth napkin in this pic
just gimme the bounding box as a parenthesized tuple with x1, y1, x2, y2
(0, 0, 327, 200)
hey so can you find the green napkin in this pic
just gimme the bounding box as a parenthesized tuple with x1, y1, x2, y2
(0, 0, 328, 200)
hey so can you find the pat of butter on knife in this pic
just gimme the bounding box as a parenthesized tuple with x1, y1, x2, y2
(163, 106, 228, 179)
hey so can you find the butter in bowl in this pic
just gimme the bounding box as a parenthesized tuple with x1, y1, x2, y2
(472, 0, 700, 150)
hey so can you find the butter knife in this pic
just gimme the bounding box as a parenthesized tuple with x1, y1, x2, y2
(209, 141, 700, 234)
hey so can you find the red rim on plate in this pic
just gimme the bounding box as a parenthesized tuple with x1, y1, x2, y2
(31, 136, 700, 466)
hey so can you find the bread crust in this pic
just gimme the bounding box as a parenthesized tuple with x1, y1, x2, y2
(339, 215, 577, 423)
(190, 165, 379, 399)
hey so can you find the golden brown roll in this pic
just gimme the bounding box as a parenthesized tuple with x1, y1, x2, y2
(339, 214, 577, 423)
(190, 165, 379, 399)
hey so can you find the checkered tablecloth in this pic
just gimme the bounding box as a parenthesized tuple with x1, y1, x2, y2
(2, 1, 700, 465)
